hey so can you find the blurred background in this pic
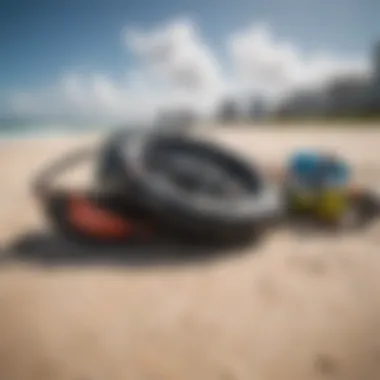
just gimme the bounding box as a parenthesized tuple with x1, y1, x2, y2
(0, 0, 380, 136)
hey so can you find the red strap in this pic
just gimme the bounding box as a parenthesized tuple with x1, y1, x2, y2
(68, 196, 135, 239)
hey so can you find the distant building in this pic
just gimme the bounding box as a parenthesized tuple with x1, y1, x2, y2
(247, 96, 269, 121)
(155, 108, 198, 130)
(274, 90, 328, 118)
(326, 75, 370, 116)
(216, 98, 241, 123)
(373, 41, 380, 79)
(369, 41, 380, 113)
(274, 40, 380, 118)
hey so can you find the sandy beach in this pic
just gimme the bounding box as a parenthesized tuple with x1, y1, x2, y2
(0, 126, 380, 380)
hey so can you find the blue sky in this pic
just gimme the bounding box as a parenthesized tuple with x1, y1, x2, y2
(1, 0, 379, 121)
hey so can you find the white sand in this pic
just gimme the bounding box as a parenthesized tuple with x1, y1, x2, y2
(0, 126, 380, 380)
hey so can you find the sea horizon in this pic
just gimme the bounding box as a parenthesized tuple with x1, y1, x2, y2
(0, 117, 158, 140)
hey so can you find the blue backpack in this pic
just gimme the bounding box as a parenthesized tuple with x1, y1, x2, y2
(288, 150, 350, 188)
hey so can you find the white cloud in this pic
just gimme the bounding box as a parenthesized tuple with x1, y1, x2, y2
(124, 18, 227, 116)
(125, 19, 224, 93)
(11, 73, 177, 123)
(7, 19, 372, 123)
(228, 22, 370, 101)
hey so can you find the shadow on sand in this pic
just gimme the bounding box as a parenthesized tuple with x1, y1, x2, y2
(0, 218, 364, 269)
(0, 230, 265, 269)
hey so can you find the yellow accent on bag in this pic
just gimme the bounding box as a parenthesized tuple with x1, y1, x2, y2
(315, 190, 348, 222)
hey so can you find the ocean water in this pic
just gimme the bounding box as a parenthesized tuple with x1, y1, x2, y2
(0, 119, 146, 141)
(0, 117, 191, 140)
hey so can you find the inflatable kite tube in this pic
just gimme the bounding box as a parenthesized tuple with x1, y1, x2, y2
(32, 129, 284, 245)
(109, 131, 284, 241)
(96, 128, 184, 191)
(32, 145, 158, 245)
(96, 129, 137, 192)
